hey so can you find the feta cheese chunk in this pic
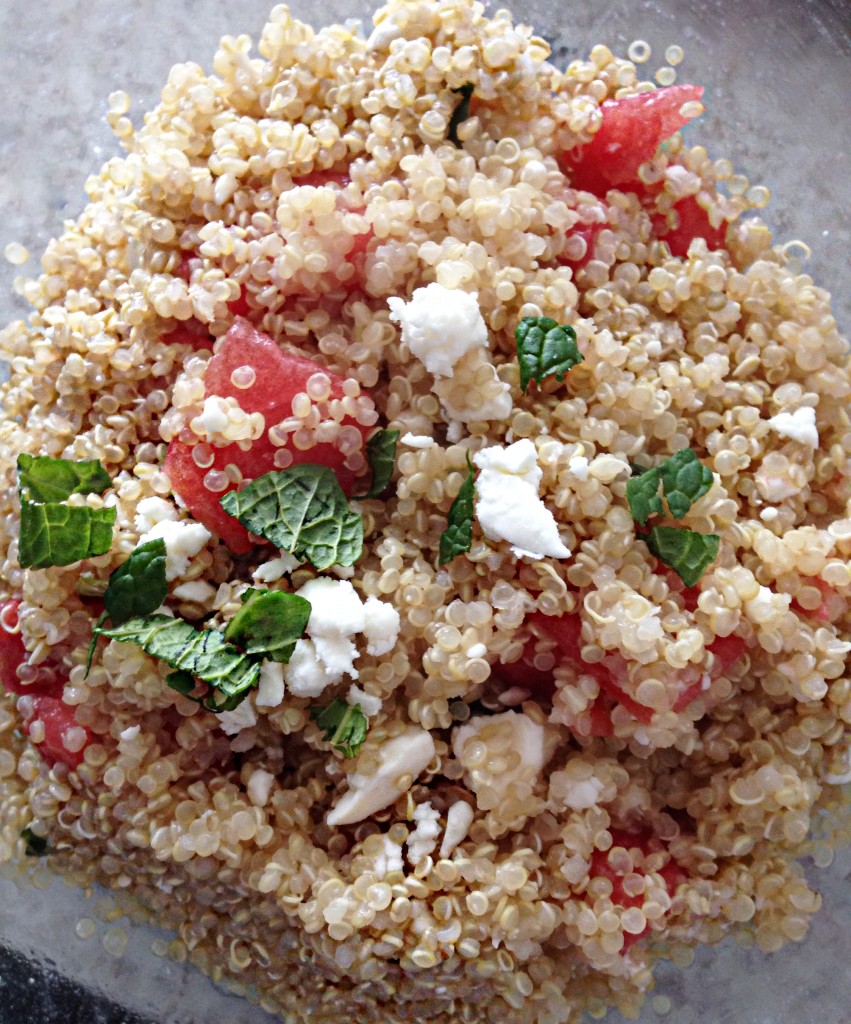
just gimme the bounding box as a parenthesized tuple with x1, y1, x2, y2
(326, 728, 435, 827)
(217, 700, 257, 736)
(388, 283, 487, 377)
(256, 661, 286, 708)
(134, 496, 180, 535)
(138, 519, 212, 581)
(768, 406, 819, 447)
(400, 433, 436, 449)
(406, 802, 441, 866)
(172, 580, 217, 604)
(285, 580, 400, 699)
(253, 553, 300, 583)
(247, 769, 275, 807)
(439, 801, 475, 859)
(347, 684, 383, 717)
(473, 439, 571, 560)
(196, 395, 230, 435)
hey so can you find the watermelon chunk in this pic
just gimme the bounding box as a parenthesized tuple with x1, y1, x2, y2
(561, 85, 704, 195)
(25, 696, 91, 769)
(165, 319, 372, 553)
(0, 601, 63, 699)
(655, 194, 726, 257)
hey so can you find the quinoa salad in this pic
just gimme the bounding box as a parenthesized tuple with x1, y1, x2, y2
(1, 2, 850, 1022)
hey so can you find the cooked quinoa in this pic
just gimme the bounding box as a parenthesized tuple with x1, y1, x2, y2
(1, 2, 850, 1022)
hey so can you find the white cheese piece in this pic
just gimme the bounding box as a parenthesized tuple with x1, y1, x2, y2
(253, 554, 300, 583)
(138, 519, 211, 581)
(362, 595, 401, 657)
(374, 835, 404, 879)
(119, 725, 140, 743)
(347, 684, 383, 717)
(387, 283, 488, 377)
(744, 585, 792, 624)
(196, 395, 230, 434)
(562, 776, 605, 811)
(172, 580, 217, 604)
(568, 455, 589, 480)
(217, 700, 257, 736)
(453, 710, 552, 804)
(286, 638, 339, 699)
(406, 802, 441, 867)
(401, 433, 436, 449)
(247, 769, 275, 807)
(473, 439, 571, 560)
(326, 728, 435, 827)
(768, 406, 818, 447)
(256, 661, 286, 708)
(134, 497, 179, 535)
(754, 468, 801, 503)
(439, 801, 475, 859)
(299, 577, 367, 637)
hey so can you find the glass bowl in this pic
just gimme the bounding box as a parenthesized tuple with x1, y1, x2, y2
(0, 1, 848, 1022)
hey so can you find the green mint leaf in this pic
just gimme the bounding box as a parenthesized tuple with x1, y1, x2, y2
(224, 589, 311, 663)
(310, 698, 369, 759)
(646, 526, 720, 587)
(626, 467, 663, 526)
(659, 448, 714, 519)
(165, 669, 246, 713)
(358, 429, 400, 499)
(17, 453, 111, 503)
(20, 826, 49, 858)
(103, 539, 168, 627)
(84, 612, 107, 678)
(18, 502, 116, 569)
(438, 453, 475, 565)
(447, 83, 474, 146)
(220, 465, 363, 571)
(165, 669, 197, 697)
(95, 614, 260, 706)
(516, 316, 583, 392)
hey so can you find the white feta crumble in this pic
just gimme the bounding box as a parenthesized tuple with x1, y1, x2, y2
(256, 661, 286, 708)
(217, 700, 257, 736)
(138, 519, 211, 581)
(172, 580, 217, 604)
(568, 455, 590, 481)
(374, 835, 404, 879)
(196, 395, 231, 435)
(247, 769, 275, 808)
(134, 497, 179, 535)
(253, 554, 300, 583)
(387, 283, 487, 377)
(768, 406, 818, 447)
(400, 433, 436, 449)
(326, 728, 436, 827)
(406, 802, 441, 867)
(285, 580, 400, 699)
(446, 421, 464, 444)
(347, 684, 383, 717)
(439, 801, 475, 859)
(473, 439, 571, 560)
(562, 776, 605, 811)
(119, 725, 140, 743)
(452, 710, 554, 804)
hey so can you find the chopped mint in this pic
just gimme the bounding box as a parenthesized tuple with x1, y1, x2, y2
(18, 502, 116, 569)
(447, 83, 474, 147)
(438, 453, 476, 565)
(223, 589, 311, 664)
(358, 429, 400, 499)
(645, 526, 720, 587)
(310, 698, 368, 758)
(17, 454, 111, 504)
(516, 316, 583, 393)
(220, 464, 363, 571)
(658, 448, 714, 519)
(103, 539, 168, 627)
(626, 467, 664, 526)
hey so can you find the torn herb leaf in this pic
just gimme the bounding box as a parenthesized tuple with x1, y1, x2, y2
(224, 589, 311, 663)
(21, 826, 49, 858)
(516, 316, 583, 393)
(17, 454, 111, 504)
(626, 466, 664, 526)
(220, 465, 363, 571)
(18, 502, 116, 569)
(84, 612, 107, 678)
(95, 615, 260, 707)
(658, 448, 714, 519)
(310, 698, 369, 759)
(103, 539, 168, 627)
(646, 526, 720, 587)
(438, 453, 475, 565)
(447, 83, 474, 146)
(358, 429, 400, 499)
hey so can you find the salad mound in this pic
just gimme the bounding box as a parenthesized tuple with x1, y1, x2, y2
(0, 2, 849, 1022)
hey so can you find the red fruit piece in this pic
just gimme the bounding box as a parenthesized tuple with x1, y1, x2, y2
(0, 602, 63, 699)
(656, 194, 726, 257)
(561, 85, 704, 195)
(25, 696, 91, 769)
(160, 322, 213, 351)
(165, 319, 373, 553)
(557, 222, 604, 270)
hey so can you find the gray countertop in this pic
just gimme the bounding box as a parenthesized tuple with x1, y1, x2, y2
(0, 2, 849, 1023)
